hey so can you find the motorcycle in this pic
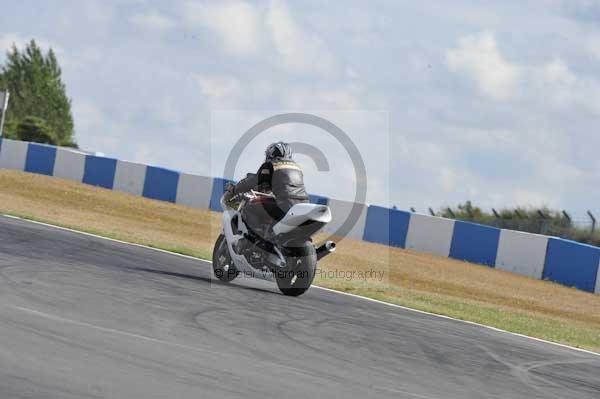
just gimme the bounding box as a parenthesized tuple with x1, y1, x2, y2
(212, 190, 336, 296)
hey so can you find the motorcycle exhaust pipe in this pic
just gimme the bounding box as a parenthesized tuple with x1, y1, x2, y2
(316, 241, 336, 260)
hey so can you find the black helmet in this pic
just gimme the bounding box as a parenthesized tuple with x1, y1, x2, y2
(265, 142, 292, 161)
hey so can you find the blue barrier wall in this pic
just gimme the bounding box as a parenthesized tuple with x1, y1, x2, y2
(209, 177, 234, 212)
(143, 166, 180, 203)
(449, 221, 501, 266)
(309, 194, 328, 205)
(83, 155, 117, 189)
(25, 143, 56, 176)
(543, 238, 600, 293)
(363, 205, 410, 248)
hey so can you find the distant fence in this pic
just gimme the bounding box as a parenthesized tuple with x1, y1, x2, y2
(1, 138, 599, 295)
(415, 205, 600, 247)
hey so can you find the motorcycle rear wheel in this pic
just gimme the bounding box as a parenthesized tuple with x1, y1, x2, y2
(275, 242, 317, 297)
(212, 234, 239, 282)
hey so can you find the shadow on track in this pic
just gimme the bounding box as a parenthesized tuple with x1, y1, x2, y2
(131, 266, 278, 295)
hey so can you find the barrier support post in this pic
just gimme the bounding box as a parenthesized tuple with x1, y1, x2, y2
(587, 210, 596, 237)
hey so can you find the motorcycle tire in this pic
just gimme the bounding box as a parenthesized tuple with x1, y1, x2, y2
(275, 242, 317, 297)
(212, 234, 239, 282)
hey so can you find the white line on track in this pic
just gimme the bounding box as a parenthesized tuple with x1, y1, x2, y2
(4, 304, 360, 380)
(6, 304, 222, 356)
(3, 213, 599, 358)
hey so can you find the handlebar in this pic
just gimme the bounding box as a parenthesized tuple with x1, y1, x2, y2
(221, 189, 275, 210)
(247, 190, 275, 198)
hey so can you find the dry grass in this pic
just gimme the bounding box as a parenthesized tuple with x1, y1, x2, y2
(0, 169, 218, 258)
(1, 169, 599, 352)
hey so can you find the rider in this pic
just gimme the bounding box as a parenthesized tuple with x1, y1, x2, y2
(224, 142, 310, 246)
(226, 142, 310, 217)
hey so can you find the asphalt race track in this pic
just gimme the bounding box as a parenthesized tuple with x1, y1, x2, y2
(0, 216, 599, 399)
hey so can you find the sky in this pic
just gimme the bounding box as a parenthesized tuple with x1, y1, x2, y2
(1, 0, 600, 221)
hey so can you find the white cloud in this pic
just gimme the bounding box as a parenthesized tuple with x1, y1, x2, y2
(535, 58, 600, 112)
(151, 96, 185, 125)
(83, 1, 115, 26)
(184, 1, 261, 56)
(542, 58, 576, 85)
(265, 0, 335, 75)
(196, 75, 242, 107)
(131, 10, 174, 33)
(537, 58, 578, 108)
(585, 34, 600, 60)
(446, 31, 519, 101)
(346, 66, 359, 79)
(72, 100, 103, 132)
(439, 167, 458, 193)
(54, 1, 115, 39)
(182, 1, 336, 75)
(285, 87, 361, 109)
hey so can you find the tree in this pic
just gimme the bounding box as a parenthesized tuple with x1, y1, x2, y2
(0, 40, 76, 147)
(15, 116, 58, 145)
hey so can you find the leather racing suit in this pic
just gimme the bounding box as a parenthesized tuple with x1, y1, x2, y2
(232, 159, 310, 216)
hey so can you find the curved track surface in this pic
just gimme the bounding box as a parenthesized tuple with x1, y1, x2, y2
(0, 215, 599, 399)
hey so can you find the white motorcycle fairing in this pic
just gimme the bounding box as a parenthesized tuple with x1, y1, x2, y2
(272, 203, 332, 235)
(222, 205, 275, 281)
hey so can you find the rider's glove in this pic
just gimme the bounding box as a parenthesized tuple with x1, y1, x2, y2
(223, 183, 235, 203)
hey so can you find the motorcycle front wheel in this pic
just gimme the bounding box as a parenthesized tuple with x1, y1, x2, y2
(275, 242, 317, 297)
(212, 234, 239, 282)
